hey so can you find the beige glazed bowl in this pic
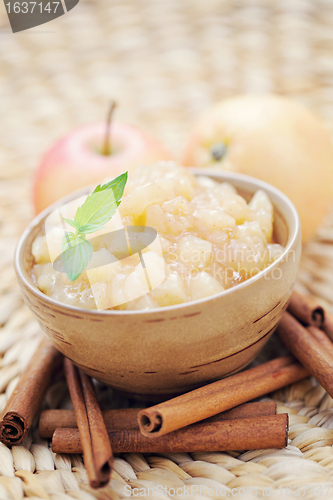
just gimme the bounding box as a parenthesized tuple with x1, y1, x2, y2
(15, 170, 301, 396)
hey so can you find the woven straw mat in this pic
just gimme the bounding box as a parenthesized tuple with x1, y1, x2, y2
(1, 0, 333, 498)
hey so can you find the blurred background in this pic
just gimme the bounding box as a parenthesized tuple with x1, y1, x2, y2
(1, 0, 333, 223)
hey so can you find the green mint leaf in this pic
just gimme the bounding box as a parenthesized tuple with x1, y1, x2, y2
(59, 172, 128, 280)
(76, 216, 119, 235)
(74, 178, 125, 230)
(62, 218, 81, 231)
(92, 172, 128, 201)
(61, 232, 93, 281)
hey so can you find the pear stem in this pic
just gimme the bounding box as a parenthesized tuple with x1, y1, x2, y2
(101, 102, 116, 156)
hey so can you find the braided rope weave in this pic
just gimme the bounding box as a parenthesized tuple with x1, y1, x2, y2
(1, 0, 333, 497)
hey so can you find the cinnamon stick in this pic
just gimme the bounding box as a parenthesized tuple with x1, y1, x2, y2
(39, 408, 140, 438)
(0, 337, 62, 446)
(138, 356, 308, 438)
(205, 400, 277, 422)
(288, 290, 324, 327)
(64, 359, 112, 489)
(322, 310, 333, 343)
(39, 401, 276, 439)
(52, 413, 289, 454)
(308, 325, 333, 353)
(277, 312, 333, 399)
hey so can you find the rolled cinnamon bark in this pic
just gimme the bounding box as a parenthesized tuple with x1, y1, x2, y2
(205, 401, 277, 422)
(39, 401, 276, 438)
(322, 310, 333, 343)
(277, 312, 333, 398)
(52, 413, 289, 454)
(0, 337, 62, 446)
(138, 356, 308, 438)
(288, 290, 324, 327)
(308, 325, 333, 353)
(39, 408, 140, 438)
(80, 370, 113, 485)
(64, 359, 112, 489)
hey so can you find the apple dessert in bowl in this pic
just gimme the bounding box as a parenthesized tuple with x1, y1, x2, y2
(15, 162, 301, 395)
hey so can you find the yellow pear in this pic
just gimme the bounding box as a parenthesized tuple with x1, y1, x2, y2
(182, 94, 333, 242)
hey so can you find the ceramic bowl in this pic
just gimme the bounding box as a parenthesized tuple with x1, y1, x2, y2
(15, 170, 301, 396)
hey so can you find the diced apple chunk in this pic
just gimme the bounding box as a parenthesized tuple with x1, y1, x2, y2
(44, 226, 65, 264)
(194, 207, 236, 234)
(178, 235, 212, 267)
(108, 273, 127, 308)
(136, 251, 166, 291)
(233, 220, 266, 242)
(163, 196, 192, 216)
(197, 175, 218, 189)
(125, 294, 159, 310)
(145, 205, 168, 234)
(152, 271, 187, 306)
(86, 249, 120, 286)
(120, 181, 175, 220)
(91, 282, 108, 310)
(32, 235, 50, 264)
(222, 222, 270, 277)
(217, 182, 237, 196)
(146, 205, 193, 237)
(122, 251, 165, 305)
(221, 194, 248, 223)
(174, 175, 196, 200)
(158, 235, 175, 255)
(190, 271, 225, 300)
(124, 271, 150, 303)
(86, 249, 116, 269)
(249, 190, 274, 242)
(36, 263, 57, 294)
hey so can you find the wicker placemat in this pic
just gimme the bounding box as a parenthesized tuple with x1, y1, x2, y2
(1, 0, 333, 497)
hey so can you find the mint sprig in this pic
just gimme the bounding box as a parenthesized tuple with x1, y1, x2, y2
(61, 172, 127, 281)
(61, 233, 94, 282)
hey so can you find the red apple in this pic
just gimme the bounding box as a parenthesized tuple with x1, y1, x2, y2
(182, 94, 333, 242)
(33, 122, 173, 214)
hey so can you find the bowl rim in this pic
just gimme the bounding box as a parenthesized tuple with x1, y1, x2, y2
(15, 168, 301, 316)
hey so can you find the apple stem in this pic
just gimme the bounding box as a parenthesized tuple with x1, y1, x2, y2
(102, 101, 116, 156)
